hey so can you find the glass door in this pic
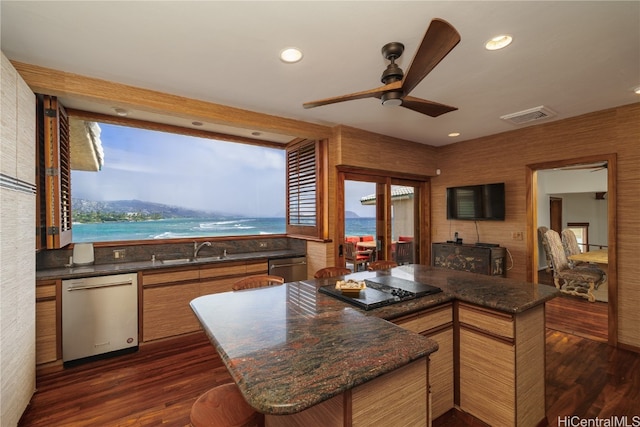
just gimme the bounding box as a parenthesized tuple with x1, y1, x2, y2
(339, 172, 422, 270)
(343, 177, 383, 271)
(390, 182, 417, 265)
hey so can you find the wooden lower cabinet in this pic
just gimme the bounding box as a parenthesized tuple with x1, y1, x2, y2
(142, 261, 268, 342)
(458, 302, 546, 426)
(35, 279, 59, 364)
(392, 303, 454, 420)
(265, 357, 428, 427)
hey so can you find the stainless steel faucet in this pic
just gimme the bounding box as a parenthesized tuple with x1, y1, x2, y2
(193, 241, 211, 258)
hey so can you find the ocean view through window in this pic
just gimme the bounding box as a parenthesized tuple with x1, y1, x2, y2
(71, 123, 288, 242)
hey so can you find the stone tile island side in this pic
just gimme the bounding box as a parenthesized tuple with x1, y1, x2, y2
(190, 265, 558, 426)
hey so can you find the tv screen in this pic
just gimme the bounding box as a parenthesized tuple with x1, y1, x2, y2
(446, 183, 505, 221)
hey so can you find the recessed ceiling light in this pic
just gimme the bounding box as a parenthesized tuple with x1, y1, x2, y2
(280, 47, 303, 63)
(192, 121, 203, 126)
(251, 131, 262, 136)
(485, 35, 512, 51)
(113, 107, 128, 117)
(448, 132, 461, 137)
(634, 86, 640, 95)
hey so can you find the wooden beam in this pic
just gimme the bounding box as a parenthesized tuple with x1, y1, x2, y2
(12, 61, 333, 140)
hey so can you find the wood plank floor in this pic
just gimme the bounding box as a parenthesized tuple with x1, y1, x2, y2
(545, 294, 608, 342)
(20, 329, 640, 427)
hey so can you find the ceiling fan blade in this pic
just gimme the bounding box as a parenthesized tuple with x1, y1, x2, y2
(400, 96, 457, 117)
(303, 81, 402, 109)
(401, 18, 461, 96)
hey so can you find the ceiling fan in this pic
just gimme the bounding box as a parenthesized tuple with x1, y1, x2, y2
(303, 18, 461, 117)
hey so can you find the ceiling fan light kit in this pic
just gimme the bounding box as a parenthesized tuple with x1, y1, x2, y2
(303, 18, 461, 118)
(381, 91, 403, 106)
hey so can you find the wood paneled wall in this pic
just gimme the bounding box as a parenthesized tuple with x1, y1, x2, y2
(335, 125, 438, 175)
(13, 61, 639, 349)
(432, 102, 640, 349)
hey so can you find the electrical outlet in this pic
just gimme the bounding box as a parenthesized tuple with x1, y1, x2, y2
(512, 231, 524, 241)
(259, 242, 267, 248)
(113, 249, 126, 259)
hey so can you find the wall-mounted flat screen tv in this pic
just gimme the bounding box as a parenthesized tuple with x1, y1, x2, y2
(446, 182, 505, 221)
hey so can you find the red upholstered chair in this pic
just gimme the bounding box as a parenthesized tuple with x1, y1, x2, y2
(398, 236, 414, 242)
(360, 235, 374, 242)
(344, 241, 372, 272)
(345, 236, 360, 244)
(393, 241, 413, 265)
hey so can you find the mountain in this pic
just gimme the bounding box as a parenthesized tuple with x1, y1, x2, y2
(345, 210, 361, 218)
(71, 198, 231, 218)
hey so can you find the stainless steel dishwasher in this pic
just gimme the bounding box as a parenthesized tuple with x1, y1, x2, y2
(268, 257, 307, 282)
(62, 273, 138, 365)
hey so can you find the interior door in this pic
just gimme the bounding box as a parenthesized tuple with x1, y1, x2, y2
(550, 197, 563, 233)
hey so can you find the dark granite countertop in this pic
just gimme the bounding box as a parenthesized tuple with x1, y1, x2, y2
(336, 264, 560, 316)
(190, 282, 437, 415)
(35, 249, 305, 280)
(190, 265, 557, 415)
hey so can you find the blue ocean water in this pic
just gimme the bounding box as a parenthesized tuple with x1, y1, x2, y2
(72, 217, 376, 243)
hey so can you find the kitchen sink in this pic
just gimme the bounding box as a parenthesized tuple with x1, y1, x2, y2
(195, 256, 223, 263)
(160, 256, 222, 265)
(159, 258, 192, 265)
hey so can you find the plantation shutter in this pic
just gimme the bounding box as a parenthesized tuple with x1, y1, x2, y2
(286, 139, 321, 237)
(36, 94, 72, 248)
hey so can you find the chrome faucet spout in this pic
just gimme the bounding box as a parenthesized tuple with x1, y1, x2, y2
(194, 241, 212, 258)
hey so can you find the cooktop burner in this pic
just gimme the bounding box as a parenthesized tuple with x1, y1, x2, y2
(318, 276, 442, 311)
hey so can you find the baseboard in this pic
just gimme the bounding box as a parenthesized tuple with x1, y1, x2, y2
(617, 342, 640, 355)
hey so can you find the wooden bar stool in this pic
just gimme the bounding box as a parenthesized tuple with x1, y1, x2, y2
(190, 382, 265, 427)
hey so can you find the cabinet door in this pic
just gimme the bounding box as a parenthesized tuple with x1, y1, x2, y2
(36, 299, 57, 364)
(429, 327, 454, 419)
(143, 282, 200, 342)
(392, 304, 454, 420)
(459, 328, 515, 426)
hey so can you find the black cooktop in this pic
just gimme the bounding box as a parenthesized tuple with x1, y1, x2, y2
(318, 276, 442, 311)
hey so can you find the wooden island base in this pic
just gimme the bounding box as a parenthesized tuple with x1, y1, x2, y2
(266, 358, 428, 427)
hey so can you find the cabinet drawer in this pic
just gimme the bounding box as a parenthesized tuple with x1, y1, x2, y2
(36, 283, 56, 300)
(393, 303, 452, 334)
(200, 277, 239, 295)
(200, 262, 249, 280)
(246, 261, 268, 275)
(459, 303, 514, 339)
(142, 269, 199, 286)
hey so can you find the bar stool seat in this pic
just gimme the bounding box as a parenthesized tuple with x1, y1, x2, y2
(190, 382, 264, 427)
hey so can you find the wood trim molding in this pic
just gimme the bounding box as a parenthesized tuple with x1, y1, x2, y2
(11, 61, 333, 140)
(526, 153, 618, 347)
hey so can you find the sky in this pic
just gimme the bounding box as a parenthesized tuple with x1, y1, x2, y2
(72, 123, 286, 217)
(73, 123, 379, 218)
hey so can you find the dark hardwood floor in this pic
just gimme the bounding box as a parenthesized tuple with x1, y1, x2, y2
(539, 268, 608, 342)
(20, 329, 640, 427)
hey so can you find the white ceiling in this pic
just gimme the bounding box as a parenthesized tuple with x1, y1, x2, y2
(1, 1, 639, 146)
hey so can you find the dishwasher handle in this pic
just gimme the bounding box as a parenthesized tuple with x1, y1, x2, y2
(270, 261, 307, 270)
(66, 279, 134, 291)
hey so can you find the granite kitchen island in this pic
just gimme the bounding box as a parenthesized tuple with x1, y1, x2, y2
(190, 265, 559, 426)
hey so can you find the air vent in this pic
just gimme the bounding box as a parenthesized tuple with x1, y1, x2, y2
(500, 106, 556, 125)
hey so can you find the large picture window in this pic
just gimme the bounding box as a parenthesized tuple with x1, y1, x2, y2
(71, 122, 286, 243)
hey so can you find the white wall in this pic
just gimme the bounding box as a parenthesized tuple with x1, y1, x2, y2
(536, 168, 607, 269)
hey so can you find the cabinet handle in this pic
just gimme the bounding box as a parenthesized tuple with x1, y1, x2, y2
(66, 280, 133, 291)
